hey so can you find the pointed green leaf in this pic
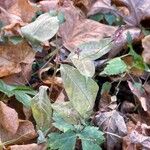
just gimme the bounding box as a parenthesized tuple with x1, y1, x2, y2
(60, 64, 99, 119)
(48, 131, 77, 150)
(0, 80, 36, 108)
(100, 57, 127, 75)
(31, 86, 52, 132)
(21, 12, 59, 43)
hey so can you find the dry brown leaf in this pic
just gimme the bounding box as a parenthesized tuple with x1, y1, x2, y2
(62, 19, 116, 51)
(114, 0, 150, 26)
(39, 0, 58, 12)
(7, 143, 46, 150)
(0, 41, 35, 78)
(94, 110, 127, 150)
(0, 6, 22, 26)
(73, 0, 92, 14)
(0, 101, 19, 134)
(0, 120, 36, 144)
(0, 0, 16, 10)
(142, 35, 150, 64)
(8, 0, 38, 23)
(87, 0, 116, 16)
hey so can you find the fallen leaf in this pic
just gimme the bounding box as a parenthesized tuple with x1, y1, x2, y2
(129, 130, 150, 149)
(0, 101, 19, 134)
(62, 19, 116, 50)
(8, 0, 38, 23)
(0, 6, 22, 27)
(0, 0, 16, 10)
(95, 110, 127, 150)
(0, 41, 35, 78)
(73, 0, 91, 14)
(142, 35, 150, 64)
(7, 143, 45, 150)
(39, 0, 58, 12)
(0, 120, 36, 144)
(88, 0, 116, 16)
(114, 0, 150, 26)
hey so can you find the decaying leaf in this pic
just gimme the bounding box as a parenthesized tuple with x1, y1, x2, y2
(0, 41, 35, 78)
(60, 64, 99, 119)
(95, 110, 127, 150)
(142, 35, 150, 64)
(0, 101, 19, 134)
(31, 86, 52, 132)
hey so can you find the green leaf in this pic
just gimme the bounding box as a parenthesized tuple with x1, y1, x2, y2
(31, 86, 52, 132)
(101, 82, 111, 95)
(51, 101, 80, 125)
(60, 65, 99, 119)
(9, 36, 23, 45)
(21, 12, 59, 44)
(100, 57, 127, 75)
(0, 80, 36, 107)
(79, 126, 104, 150)
(48, 131, 77, 150)
(69, 38, 112, 77)
(89, 13, 104, 22)
(52, 113, 75, 132)
(128, 46, 145, 70)
(104, 13, 116, 25)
